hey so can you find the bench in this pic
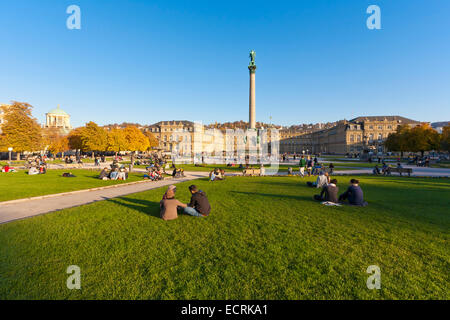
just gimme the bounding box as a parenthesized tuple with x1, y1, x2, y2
(387, 167, 413, 177)
(243, 169, 261, 176)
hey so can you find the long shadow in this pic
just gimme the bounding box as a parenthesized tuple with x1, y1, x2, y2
(230, 191, 313, 202)
(106, 196, 161, 218)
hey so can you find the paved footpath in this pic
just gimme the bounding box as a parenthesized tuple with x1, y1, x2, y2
(0, 171, 209, 225)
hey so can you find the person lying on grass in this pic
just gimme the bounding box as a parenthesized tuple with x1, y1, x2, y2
(183, 185, 211, 217)
(314, 178, 339, 203)
(338, 179, 368, 206)
(160, 185, 187, 221)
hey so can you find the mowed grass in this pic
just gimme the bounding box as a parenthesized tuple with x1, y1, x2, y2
(0, 169, 145, 202)
(0, 176, 449, 299)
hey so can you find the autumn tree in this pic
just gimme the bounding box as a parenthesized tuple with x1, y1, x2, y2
(441, 126, 450, 152)
(123, 126, 150, 152)
(67, 127, 84, 151)
(123, 126, 150, 169)
(0, 101, 43, 159)
(48, 136, 70, 158)
(143, 131, 159, 150)
(79, 122, 108, 156)
(107, 128, 127, 157)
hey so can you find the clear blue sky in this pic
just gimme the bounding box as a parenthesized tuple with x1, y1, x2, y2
(1, 0, 449, 127)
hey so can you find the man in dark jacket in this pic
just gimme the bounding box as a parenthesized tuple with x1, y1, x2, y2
(339, 179, 367, 206)
(184, 185, 211, 217)
(314, 179, 339, 203)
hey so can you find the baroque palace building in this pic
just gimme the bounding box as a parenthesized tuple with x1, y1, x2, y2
(145, 120, 195, 153)
(279, 116, 423, 155)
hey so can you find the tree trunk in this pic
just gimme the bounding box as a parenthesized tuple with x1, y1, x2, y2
(130, 152, 135, 172)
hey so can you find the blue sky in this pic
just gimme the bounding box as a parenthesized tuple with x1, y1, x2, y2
(1, 0, 449, 127)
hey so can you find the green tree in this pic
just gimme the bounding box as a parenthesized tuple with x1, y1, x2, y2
(384, 125, 411, 157)
(408, 124, 441, 156)
(0, 101, 43, 159)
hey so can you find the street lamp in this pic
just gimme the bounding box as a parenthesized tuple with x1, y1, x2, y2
(8, 147, 13, 166)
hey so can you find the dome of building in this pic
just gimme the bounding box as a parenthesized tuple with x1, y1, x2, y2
(48, 105, 69, 116)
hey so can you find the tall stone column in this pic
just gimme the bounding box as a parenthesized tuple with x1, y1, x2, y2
(248, 50, 257, 129)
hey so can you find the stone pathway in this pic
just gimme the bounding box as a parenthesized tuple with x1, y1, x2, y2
(0, 171, 209, 225)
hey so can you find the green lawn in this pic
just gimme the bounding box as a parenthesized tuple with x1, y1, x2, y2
(0, 169, 145, 202)
(0, 175, 449, 299)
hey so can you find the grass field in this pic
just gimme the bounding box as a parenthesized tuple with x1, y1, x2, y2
(0, 175, 448, 299)
(0, 169, 145, 202)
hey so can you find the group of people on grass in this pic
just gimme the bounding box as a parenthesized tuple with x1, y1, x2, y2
(309, 173, 367, 206)
(99, 167, 129, 180)
(209, 168, 225, 181)
(144, 167, 164, 181)
(160, 184, 211, 220)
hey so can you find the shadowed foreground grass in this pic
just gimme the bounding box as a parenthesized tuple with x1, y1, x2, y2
(0, 176, 449, 299)
(0, 169, 145, 202)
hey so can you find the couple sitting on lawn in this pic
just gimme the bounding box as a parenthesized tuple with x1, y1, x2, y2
(314, 178, 368, 206)
(160, 184, 211, 220)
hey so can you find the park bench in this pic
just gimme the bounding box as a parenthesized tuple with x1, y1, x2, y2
(243, 168, 261, 176)
(388, 167, 413, 177)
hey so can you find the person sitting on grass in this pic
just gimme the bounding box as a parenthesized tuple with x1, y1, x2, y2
(117, 168, 127, 180)
(160, 186, 187, 221)
(373, 165, 381, 175)
(314, 178, 339, 203)
(328, 163, 335, 174)
(109, 168, 119, 180)
(338, 179, 368, 206)
(99, 167, 110, 180)
(183, 185, 211, 217)
(307, 171, 329, 188)
(28, 166, 39, 175)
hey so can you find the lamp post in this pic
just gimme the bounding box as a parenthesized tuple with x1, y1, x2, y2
(8, 147, 13, 166)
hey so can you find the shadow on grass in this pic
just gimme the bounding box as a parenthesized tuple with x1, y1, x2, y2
(230, 191, 314, 202)
(106, 196, 161, 218)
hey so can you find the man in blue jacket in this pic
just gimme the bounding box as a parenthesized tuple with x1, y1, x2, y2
(339, 179, 368, 206)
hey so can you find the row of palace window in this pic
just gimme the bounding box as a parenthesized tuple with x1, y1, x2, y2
(150, 127, 194, 133)
(349, 133, 386, 142)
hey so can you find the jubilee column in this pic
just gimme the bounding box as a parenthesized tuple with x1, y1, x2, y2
(248, 50, 257, 129)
